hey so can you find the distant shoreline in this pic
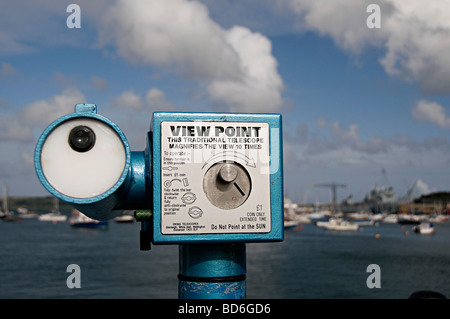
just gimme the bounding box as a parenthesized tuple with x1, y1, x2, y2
(1, 196, 73, 211)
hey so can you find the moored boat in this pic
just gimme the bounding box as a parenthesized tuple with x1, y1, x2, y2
(38, 211, 67, 222)
(351, 218, 374, 226)
(1, 185, 22, 222)
(317, 218, 359, 231)
(2, 212, 22, 222)
(114, 211, 135, 223)
(413, 222, 435, 235)
(429, 214, 448, 223)
(382, 214, 398, 223)
(17, 207, 38, 219)
(69, 209, 108, 229)
(398, 214, 421, 225)
(284, 219, 302, 230)
(38, 197, 67, 222)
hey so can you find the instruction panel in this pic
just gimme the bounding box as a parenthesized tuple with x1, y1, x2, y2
(160, 121, 271, 235)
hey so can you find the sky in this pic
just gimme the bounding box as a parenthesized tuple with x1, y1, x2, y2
(0, 0, 450, 204)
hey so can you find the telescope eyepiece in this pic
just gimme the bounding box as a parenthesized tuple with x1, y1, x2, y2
(69, 125, 96, 152)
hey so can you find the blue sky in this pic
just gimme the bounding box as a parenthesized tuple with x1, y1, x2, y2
(1, 0, 449, 204)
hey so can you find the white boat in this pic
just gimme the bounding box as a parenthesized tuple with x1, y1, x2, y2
(114, 211, 135, 223)
(284, 219, 302, 230)
(316, 219, 331, 228)
(349, 211, 381, 225)
(413, 222, 435, 235)
(69, 209, 108, 229)
(429, 214, 448, 223)
(38, 210, 67, 222)
(382, 214, 398, 223)
(294, 214, 311, 224)
(350, 217, 375, 226)
(284, 197, 310, 229)
(17, 207, 38, 219)
(318, 218, 359, 231)
(38, 197, 67, 222)
(370, 213, 385, 222)
(307, 210, 332, 221)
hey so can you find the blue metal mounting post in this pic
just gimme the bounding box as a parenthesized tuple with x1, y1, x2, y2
(178, 243, 246, 299)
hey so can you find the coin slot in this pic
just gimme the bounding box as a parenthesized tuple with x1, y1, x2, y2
(234, 182, 245, 197)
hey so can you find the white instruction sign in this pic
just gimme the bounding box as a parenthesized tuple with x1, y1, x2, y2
(160, 121, 271, 235)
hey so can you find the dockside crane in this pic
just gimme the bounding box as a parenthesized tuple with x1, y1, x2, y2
(308, 182, 347, 207)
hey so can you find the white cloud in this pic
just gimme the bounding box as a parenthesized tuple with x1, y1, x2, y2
(53, 71, 73, 86)
(0, 62, 16, 76)
(207, 26, 284, 112)
(415, 179, 431, 195)
(0, 87, 85, 143)
(288, 0, 383, 53)
(284, 119, 450, 201)
(287, 0, 450, 95)
(0, 116, 33, 142)
(98, 0, 240, 80)
(111, 88, 175, 111)
(0, 30, 35, 55)
(20, 87, 86, 127)
(92, 76, 108, 90)
(98, 0, 284, 112)
(412, 100, 450, 129)
(315, 117, 328, 128)
(0, 0, 108, 55)
(111, 90, 143, 110)
(304, 121, 388, 156)
(0, 98, 8, 107)
(287, 119, 450, 171)
(380, 1, 450, 94)
(20, 151, 34, 166)
(145, 88, 174, 109)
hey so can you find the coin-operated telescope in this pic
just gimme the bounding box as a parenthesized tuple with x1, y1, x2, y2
(35, 104, 284, 298)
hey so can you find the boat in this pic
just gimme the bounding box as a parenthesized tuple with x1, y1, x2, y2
(429, 214, 449, 223)
(382, 214, 398, 223)
(397, 214, 421, 225)
(413, 222, 435, 235)
(69, 209, 108, 229)
(17, 207, 38, 219)
(114, 211, 135, 223)
(307, 210, 332, 222)
(317, 218, 359, 231)
(351, 218, 375, 226)
(284, 197, 311, 229)
(284, 219, 302, 230)
(1, 185, 22, 222)
(38, 211, 67, 222)
(316, 219, 330, 227)
(38, 197, 67, 222)
(2, 213, 22, 222)
(348, 211, 375, 226)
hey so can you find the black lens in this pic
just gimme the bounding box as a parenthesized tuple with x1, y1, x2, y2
(68, 125, 96, 152)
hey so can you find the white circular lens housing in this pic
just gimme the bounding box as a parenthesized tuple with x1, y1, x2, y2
(40, 118, 127, 199)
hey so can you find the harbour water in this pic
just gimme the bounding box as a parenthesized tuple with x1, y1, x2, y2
(1, 215, 449, 299)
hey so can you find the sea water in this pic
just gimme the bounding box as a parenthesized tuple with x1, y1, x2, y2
(1, 216, 449, 299)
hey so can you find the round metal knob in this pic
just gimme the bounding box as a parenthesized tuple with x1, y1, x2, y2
(203, 162, 251, 210)
(219, 163, 238, 183)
